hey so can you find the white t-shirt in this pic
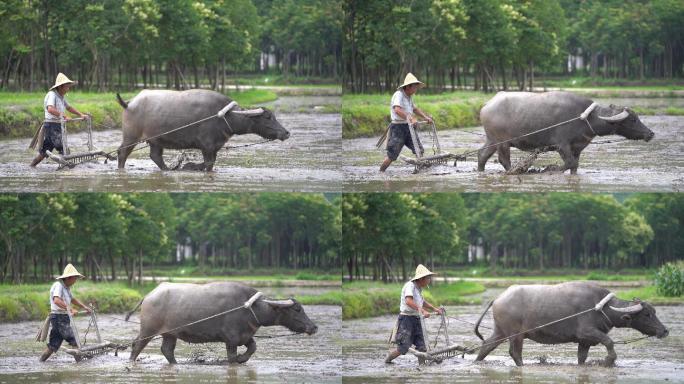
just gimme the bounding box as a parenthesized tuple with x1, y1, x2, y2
(390, 89, 415, 123)
(49, 281, 73, 314)
(44, 90, 70, 122)
(400, 280, 423, 317)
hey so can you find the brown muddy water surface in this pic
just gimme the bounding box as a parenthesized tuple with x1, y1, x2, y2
(343, 114, 684, 192)
(0, 305, 341, 383)
(342, 304, 684, 383)
(0, 96, 341, 192)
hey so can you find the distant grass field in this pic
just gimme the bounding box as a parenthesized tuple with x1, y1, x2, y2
(0, 89, 278, 138)
(340, 280, 486, 320)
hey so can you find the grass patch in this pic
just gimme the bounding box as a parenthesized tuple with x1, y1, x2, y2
(615, 285, 684, 305)
(0, 281, 145, 322)
(342, 91, 489, 138)
(0, 89, 278, 138)
(340, 280, 486, 320)
(439, 267, 651, 281)
(539, 76, 684, 91)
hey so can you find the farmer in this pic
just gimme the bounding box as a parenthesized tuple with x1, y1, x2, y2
(379, 73, 434, 172)
(385, 264, 444, 363)
(39, 263, 91, 362)
(30, 73, 89, 167)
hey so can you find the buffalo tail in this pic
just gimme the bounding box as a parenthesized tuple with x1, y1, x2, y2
(116, 93, 128, 109)
(474, 300, 494, 341)
(125, 298, 143, 321)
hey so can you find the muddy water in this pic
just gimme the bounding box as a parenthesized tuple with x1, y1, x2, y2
(0, 305, 341, 383)
(343, 115, 684, 192)
(0, 96, 341, 192)
(342, 305, 684, 383)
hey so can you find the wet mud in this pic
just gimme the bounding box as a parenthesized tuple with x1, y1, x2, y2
(0, 304, 341, 383)
(343, 114, 684, 192)
(341, 304, 684, 383)
(0, 96, 341, 192)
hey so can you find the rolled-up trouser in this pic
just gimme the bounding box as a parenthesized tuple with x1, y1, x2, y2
(386, 123, 423, 161)
(395, 314, 426, 355)
(47, 313, 77, 351)
(39, 122, 64, 156)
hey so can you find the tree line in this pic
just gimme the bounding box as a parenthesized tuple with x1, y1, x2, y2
(0, 0, 341, 92)
(0, 193, 340, 284)
(344, 0, 684, 93)
(343, 193, 684, 282)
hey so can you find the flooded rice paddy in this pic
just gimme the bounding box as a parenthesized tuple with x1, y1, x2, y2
(0, 96, 341, 192)
(343, 114, 684, 192)
(0, 304, 341, 384)
(342, 304, 684, 383)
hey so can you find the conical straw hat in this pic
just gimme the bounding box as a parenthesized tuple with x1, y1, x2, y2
(49, 73, 75, 90)
(56, 263, 85, 279)
(411, 264, 435, 281)
(397, 73, 425, 89)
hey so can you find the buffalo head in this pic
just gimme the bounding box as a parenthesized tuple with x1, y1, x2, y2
(263, 298, 318, 335)
(610, 299, 668, 338)
(598, 106, 654, 142)
(233, 108, 290, 141)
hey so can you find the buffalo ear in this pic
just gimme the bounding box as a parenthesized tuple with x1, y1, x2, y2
(621, 314, 632, 322)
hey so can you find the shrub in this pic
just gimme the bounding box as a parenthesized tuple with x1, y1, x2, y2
(654, 262, 684, 297)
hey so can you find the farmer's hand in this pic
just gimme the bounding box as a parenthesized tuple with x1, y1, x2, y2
(70, 308, 78, 316)
(62, 114, 70, 121)
(408, 114, 417, 125)
(425, 115, 434, 124)
(421, 308, 431, 318)
(435, 307, 445, 316)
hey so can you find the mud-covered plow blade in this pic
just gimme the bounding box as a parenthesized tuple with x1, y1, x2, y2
(408, 344, 469, 365)
(63, 342, 127, 360)
(400, 153, 465, 173)
(46, 150, 117, 169)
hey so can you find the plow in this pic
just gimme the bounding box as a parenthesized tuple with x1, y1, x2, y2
(398, 121, 465, 173)
(62, 305, 127, 360)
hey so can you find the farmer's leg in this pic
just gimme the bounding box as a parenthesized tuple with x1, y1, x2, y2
(385, 315, 412, 363)
(381, 125, 406, 172)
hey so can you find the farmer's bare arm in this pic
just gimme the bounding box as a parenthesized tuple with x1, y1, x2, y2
(46, 105, 68, 120)
(393, 106, 416, 124)
(422, 300, 444, 315)
(406, 296, 431, 318)
(71, 298, 91, 312)
(413, 107, 433, 124)
(66, 105, 86, 118)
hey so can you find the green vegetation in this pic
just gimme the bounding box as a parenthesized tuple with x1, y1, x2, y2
(340, 281, 486, 319)
(655, 262, 684, 297)
(1, 1, 340, 91)
(0, 89, 277, 138)
(346, 1, 684, 92)
(440, 267, 651, 282)
(342, 92, 487, 138)
(616, 285, 684, 306)
(344, 193, 683, 282)
(0, 282, 145, 322)
(0, 194, 340, 284)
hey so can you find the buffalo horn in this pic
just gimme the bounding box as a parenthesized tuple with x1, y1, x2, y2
(262, 299, 295, 307)
(609, 303, 643, 313)
(598, 109, 629, 122)
(232, 108, 265, 116)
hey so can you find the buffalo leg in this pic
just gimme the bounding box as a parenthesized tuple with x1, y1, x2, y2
(478, 138, 498, 171)
(149, 144, 168, 170)
(579, 329, 617, 366)
(117, 136, 138, 169)
(578, 343, 590, 365)
(556, 145, 579, 174)
(129, 333, 153, 361)
(508, 335, 524, 366)
(201, 149, 218, 172)
(497, 144, 512, 171)
(226, 344, 239, 363)
(475, 328, 506, 362)
(236, 338, 256, 363)
(161, 335, 177, 364)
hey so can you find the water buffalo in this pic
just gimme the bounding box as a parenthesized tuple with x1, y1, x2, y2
(126, 282, 317, 364)
(116, 89, 290, 171)
(478, 91, 654, 174)
(474, 282, 668, 366)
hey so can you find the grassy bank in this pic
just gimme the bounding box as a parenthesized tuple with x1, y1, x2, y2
(342, 92, 488, 139)
(147, 266, 338, 281)
(340, 280, 486, 320)
(440, 267, 652, 282)
(0, 89, 277, 138)
(616, 285, 684, 306)
(0, 281, 147, 322)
